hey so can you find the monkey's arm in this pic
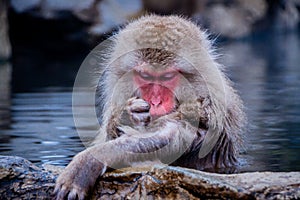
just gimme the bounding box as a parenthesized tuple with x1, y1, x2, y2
(54, 120, 200, 200)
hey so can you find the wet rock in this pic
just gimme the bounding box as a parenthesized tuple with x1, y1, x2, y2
(1, 155, 300, 199)
(0, 156, 57, 199)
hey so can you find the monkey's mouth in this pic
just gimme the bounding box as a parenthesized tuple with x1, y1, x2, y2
(133, 84, 178, 118)
(149, 104, 167, 117)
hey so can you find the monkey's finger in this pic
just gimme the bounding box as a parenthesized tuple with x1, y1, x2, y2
(129, 99, 150, 112)
(127, 97, 140, 105)
(55, 185, 69, 200)
(68, 188, 85, 200)
(131, 113, 151, 125)
(53, 184, 59, 196)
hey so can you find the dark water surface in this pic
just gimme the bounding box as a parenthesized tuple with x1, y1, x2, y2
(0, 32, 299, 171)
(0, 90, 84, 166)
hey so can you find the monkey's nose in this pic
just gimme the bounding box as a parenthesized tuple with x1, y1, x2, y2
(151, 96, 162, 106)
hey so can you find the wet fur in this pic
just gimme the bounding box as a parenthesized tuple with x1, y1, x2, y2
(55, 15, 246, 200)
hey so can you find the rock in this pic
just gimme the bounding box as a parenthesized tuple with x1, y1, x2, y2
(0, 156, 57, 199)
(8, 0, 300, 39)
(88, 0, 142, 35)
(10, 0, 41, 13)
(9, 0, 142, 34)
(270, 0, 300, 31)
(141, 0, 197, 16)
(198, 0, 267, 38)
(0, 155, 300, 199)
(10, 0, 95, 15)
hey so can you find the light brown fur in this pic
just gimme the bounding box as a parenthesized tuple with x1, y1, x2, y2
(55, 15, 246, 200)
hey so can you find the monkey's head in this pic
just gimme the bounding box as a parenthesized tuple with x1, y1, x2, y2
(100, 15, 243, 134)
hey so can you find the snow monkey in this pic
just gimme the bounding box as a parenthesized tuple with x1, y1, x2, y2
(55, 15, 245, 200)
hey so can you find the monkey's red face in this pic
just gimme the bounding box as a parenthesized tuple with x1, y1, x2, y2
(133, 67, 179, 117)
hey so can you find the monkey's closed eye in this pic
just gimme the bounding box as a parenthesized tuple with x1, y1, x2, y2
(159, 72, 177, 81)
(136, 71, 154, 81)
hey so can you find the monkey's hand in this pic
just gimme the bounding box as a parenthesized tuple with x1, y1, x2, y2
(127, 97, 151, 126)
(54, 150, 106, 200)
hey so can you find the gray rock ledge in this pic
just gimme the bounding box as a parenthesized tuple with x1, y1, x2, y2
(0, 156, 299, 199)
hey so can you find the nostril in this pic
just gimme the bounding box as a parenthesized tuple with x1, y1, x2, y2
(151, 96, 162, 106)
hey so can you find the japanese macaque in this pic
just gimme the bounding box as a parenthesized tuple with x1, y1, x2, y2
(55, 15, 245, 200)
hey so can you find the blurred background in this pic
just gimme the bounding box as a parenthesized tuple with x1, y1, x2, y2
(0, 0, 299, 172)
